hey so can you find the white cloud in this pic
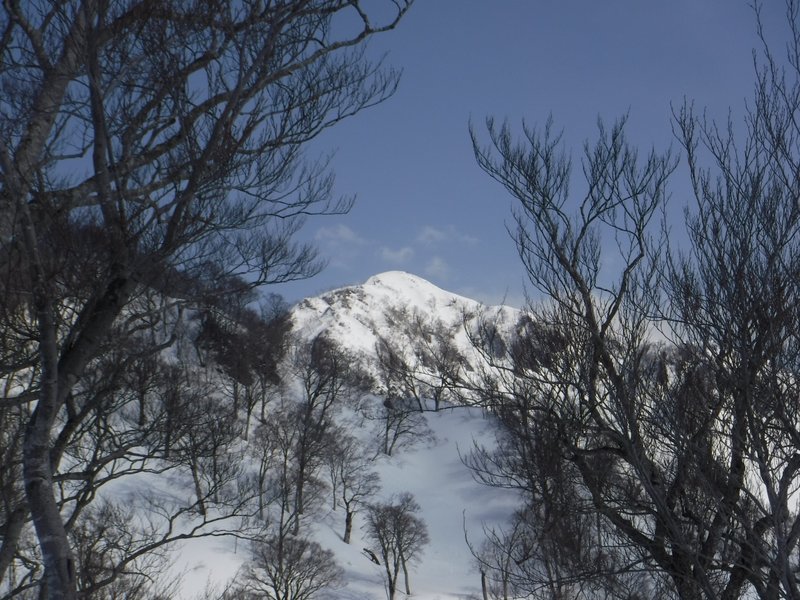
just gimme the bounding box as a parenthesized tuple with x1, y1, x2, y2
(416, 225, 479, 246)
(380, 246, 414, 264)
(416, 226, 448, 244)
(424, 256, 450, 279)
(311, 224, 370, 272)
(315, 224, 367, 245)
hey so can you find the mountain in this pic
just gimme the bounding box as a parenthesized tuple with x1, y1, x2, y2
(0, 270, 521, 600)
(289, 271, 520, 399)
(174, 271, 522, 599)
(291, 270, 483, 350)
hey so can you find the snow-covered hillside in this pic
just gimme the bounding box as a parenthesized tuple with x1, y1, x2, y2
(0, 270, 522, 600)
(176, 406, 519, 600)
(321, 407, 520, 600)
(173, 271, 518, 600)
(173, 271, 523, 599)
(290, 271, 519, 392)
(291, 271, 483, 350)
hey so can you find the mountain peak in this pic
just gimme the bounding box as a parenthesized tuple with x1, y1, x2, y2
(290, 271, 482, 358)
(289, 272, 521, 385)
(361, 271, 475, 309)
(361, 271, 446, 295)
(363, 270, 438, 291)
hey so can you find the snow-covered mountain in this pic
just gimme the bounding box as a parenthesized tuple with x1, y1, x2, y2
(173, 272, 523, 599)
(2, 271, 522, 600)
(291, 271, 483, 351)
(289, 271, 520, 397)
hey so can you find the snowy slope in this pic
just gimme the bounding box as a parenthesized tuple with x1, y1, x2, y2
(170, 272, 525, 599)
(284, 273, 524, 598)
(290, 271, 481, 350)
(290, 270, 519, 388)
(318, 407, 520, 600)
(172, 406, 519, 600)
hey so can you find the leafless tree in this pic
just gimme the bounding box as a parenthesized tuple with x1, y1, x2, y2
(470, 112, 698, 596)
(376, 308, 466, 412)
(365, 492, 429, 600)
(468, 2, 800, 598)
(0, 1, 412, 598)
(664, 1, 800, 593)
(0, 305, 270, 599)
(193, 292, 288, 440)
(368, 394, 434, 457)
(284, 334, 372, 534)
(68, 502, 182, 600)
(243, 410, 343, 600)
(239, 535, 344, 600)
(250, 409, 310, 541)
(326, 431, 380, 543)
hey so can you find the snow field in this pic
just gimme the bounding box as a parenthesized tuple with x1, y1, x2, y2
(172, 405, 519, 599)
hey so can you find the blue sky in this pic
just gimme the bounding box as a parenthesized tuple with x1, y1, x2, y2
(272, 1, 787, 308)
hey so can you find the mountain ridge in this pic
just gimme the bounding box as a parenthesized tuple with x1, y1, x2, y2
(288, 270, 520, 396)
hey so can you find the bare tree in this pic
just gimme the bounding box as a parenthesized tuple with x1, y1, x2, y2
(243, 412, 343, 600)
(69, 502, 182, 600)
(251, 410, 309, 542)
(369, 394, 434, 457)
(468, 2, 800, 598)
(664, 2, 800, 593)
(326, 431, 380, 543)
(193, 291, 290, 440)
(469, 113, 701, 597)
(376, 308, 466, 412)
(239, 535, 344, 600)
(365, 492, 429, 600)
(0, 305, 270, 599)
(285, 334, 372, 534)
(0, 1, 412, 598)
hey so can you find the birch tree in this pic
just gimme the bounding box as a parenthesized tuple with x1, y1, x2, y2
(0, 1, 412, 598)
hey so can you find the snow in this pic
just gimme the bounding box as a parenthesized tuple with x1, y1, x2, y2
(270, 272, 521, 598)
(174, 404, 519, 600)
(322, 406, 520, 600)
(293, 271, 484, 336)
(163, 271, 527, 599)
(363, 271, 480, 312)
(290, 270, 519, 384)
(70, 270, 523, 600)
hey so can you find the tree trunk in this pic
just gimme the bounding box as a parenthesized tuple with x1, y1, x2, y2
(0, 503, 28, 585)
(22, 286, 77, 600)
(22, 274, 134, 600)
(293, 476, 304, 536)
(384, 418, 392, 456)
(243, 387, 253, 441)
(387, 576, 396, 600)
(24, 401, 77, 600)
(190, 462, 207, 517)
(402, 555, 411, 595)
(293, 417, 310, 535)
(669, 552, 703, 600)
(382, 553, 396, 600)
(257, 467, 267, 519)
(138, 391, 146, 428)
(344, 510, 353, 544)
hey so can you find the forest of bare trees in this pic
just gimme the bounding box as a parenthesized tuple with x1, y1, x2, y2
(7, 0, 800, 599)
(0, 1, 412, 598)
(466, 2, 800, 598)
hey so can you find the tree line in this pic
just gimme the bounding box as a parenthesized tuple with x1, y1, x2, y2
(6, 0, 800, 599)
(0, 1, 418, 598)
(462, 2, 800, 598)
